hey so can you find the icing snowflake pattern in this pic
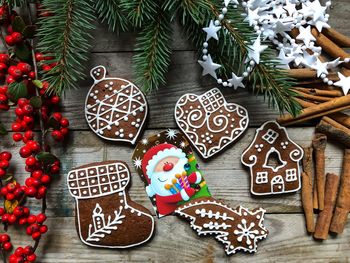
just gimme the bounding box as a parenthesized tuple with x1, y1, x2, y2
(175, 88, 249, 159)
(85, 65, 148, 144)
(175, 198, 268, 255)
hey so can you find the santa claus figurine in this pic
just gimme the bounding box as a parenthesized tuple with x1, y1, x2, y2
(141, 143, 202, 216)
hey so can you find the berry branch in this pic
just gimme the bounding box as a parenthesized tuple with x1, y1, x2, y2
(0, 3, 69, 262)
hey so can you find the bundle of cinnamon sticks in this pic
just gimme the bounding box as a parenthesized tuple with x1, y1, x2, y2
(301, 134, 350, 239)
(276, 27, 350, 128)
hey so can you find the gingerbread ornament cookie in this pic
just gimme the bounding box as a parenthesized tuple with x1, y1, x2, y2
(175, 197, 268, 255)
(85, 66, 148, 144)
(241, 121, 304, 196)
(67, 161, 155, 248)
(175, 88, 249, 159)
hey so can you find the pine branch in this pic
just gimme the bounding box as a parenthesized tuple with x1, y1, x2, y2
(94, 0, 128, 33)
(36, 0, 95, 95)
(4, 0, 25, 7)
(133, 2, 173, 93)
(119, 0, 158, 27)
(180, 0, 301, 116)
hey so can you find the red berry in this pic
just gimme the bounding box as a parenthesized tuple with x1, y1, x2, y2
(3, 241, 12, 250)
(8, 214, 17, 224)
(50, 95, 60, 104)
(27, 254, 36, 262)
(0, 151, 11, 160)
(8, 65, 22, 79)
(0, 54, 9, 63)
(51, 130, 63, 141)
(52, 112, 62, 121)
(39, 225, 48, 234)
(18, 98, 28, 107)
(6, 193, 15, 200)
(35, 53, 44, 61)
(0, 168, 5, 177)
(13, 133, 23, 142)
(36, 213, 47, 223)
(0, 233, 10, 242)
(19, 146, 31, 158)
(27, 141, 40, 152)
(24, 130, 33, 139)
(50, 165, 60, 174)
(15, 247, 24, 256)
(6, 75, 15, 84)
(7, 183, 16, 192)
(8, 255, 17, 263)
(41, 64, 51, 71)
(38, 186, 46, 196)
(0, 208, 4, 216)
(1, 213, 9, 222)
(31, 232, 41, 240)
(60, 118, 69, 127)
(12, 122, 22, 132)
(25, 187, 36, 197)
(22, 104, 33, 115)
(17, 62, 31, 74)
(28, 71, 35, 79)
(31, 170, 42, 179)
(15, 107, 24, 117)
(40, 174, 50, 184)
(0, 85, 8, 94)
(5, 35, 15, 46)
(25, 156, 36, 166)
(11, 32, 22, 43)
(27, 215, 36, 224)
(14, 188, 24, 197)
(13, 207, 23, 217)
(0, 62, 7, 71)
(1, 187, 8, 195)
(60, 127, 69, 136)
(24, 246, 33, 255)
(0, 160, 9, 168)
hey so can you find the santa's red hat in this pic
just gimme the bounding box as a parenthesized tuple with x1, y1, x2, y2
(141, 143, 186, 184)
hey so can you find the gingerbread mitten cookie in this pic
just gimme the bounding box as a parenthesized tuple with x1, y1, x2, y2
(85, 65, 148, 144)
(175, 88, 249, 159)
(67, 161, 155, 248)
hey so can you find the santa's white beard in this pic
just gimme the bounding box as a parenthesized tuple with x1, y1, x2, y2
(148, 157, 188, 196)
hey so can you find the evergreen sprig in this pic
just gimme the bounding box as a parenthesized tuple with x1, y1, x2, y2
(36, 0, 95, 95)
(133, 2, 173, 93)
(94, 0, 128, 33)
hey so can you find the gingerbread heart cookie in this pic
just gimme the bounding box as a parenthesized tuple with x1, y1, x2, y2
(175, 88, 249, 159)
(85, 65, 148, 144)
(67, 161, 155, 248)
(241, 121, 304, 195)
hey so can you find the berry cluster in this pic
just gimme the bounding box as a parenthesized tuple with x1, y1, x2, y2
(0, 4, 68, 262)
(9, 246, 36, 263)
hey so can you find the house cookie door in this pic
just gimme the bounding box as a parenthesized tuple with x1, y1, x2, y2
(271, 175, 284, 193)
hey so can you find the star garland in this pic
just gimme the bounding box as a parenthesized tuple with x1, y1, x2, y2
(198, 0, 268, 90)
(241, 0, 350, 96)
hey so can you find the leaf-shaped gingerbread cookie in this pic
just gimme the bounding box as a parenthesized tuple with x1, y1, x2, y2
(85, 66, 148, 144)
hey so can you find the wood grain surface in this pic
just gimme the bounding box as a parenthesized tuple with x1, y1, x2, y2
(3, 1, 350, 262)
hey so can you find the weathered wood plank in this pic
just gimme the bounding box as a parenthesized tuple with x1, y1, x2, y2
(3, 127, 342, 216)
(5, 214, 350, 262)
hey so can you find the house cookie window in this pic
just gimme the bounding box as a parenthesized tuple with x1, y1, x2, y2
(286, 168, 297, 182)
(262, 129, 279, 144)
(256, 172, 268, 184)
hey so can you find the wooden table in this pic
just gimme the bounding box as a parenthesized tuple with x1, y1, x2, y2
(5, 1, 350, 262)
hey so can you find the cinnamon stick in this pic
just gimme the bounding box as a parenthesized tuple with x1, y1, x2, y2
(295, 98, 317, 108)
(314, 173, 340, 240)
(287, 68, 317, 79)
(293, 87, 342, 97)
(330, 149, 350, 234)
(294, 90, 333, 102)
(311, 28, 350, 69)
(277, 94, 350, 126)
(302, 146, 318, 210)
(316, 117, 350, 148)
(323, 28, 350, 48)
(302, 172, 315, 233)
(312, 133, 327, 211)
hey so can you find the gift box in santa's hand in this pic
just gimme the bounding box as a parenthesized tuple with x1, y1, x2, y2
(132, 129, 211, 217)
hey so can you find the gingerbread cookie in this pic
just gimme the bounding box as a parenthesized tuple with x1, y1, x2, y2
(85, 66, 148, 144)
(241, 121, 304, 195)
(67, 161, 155, 248)
(175, 197, 268, 255)
(174, 88, 249, 159)
(132, 129, 212, 217)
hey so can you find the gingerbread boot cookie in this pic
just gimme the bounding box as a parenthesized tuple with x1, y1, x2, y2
(67, 161, 155, 248)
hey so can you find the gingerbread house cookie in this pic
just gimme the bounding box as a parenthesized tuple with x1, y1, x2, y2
(67, 161, 155, 248)
(175, 88, 249, 159)
(85, 65, 148, 144)
(241, 121, 304, 195)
